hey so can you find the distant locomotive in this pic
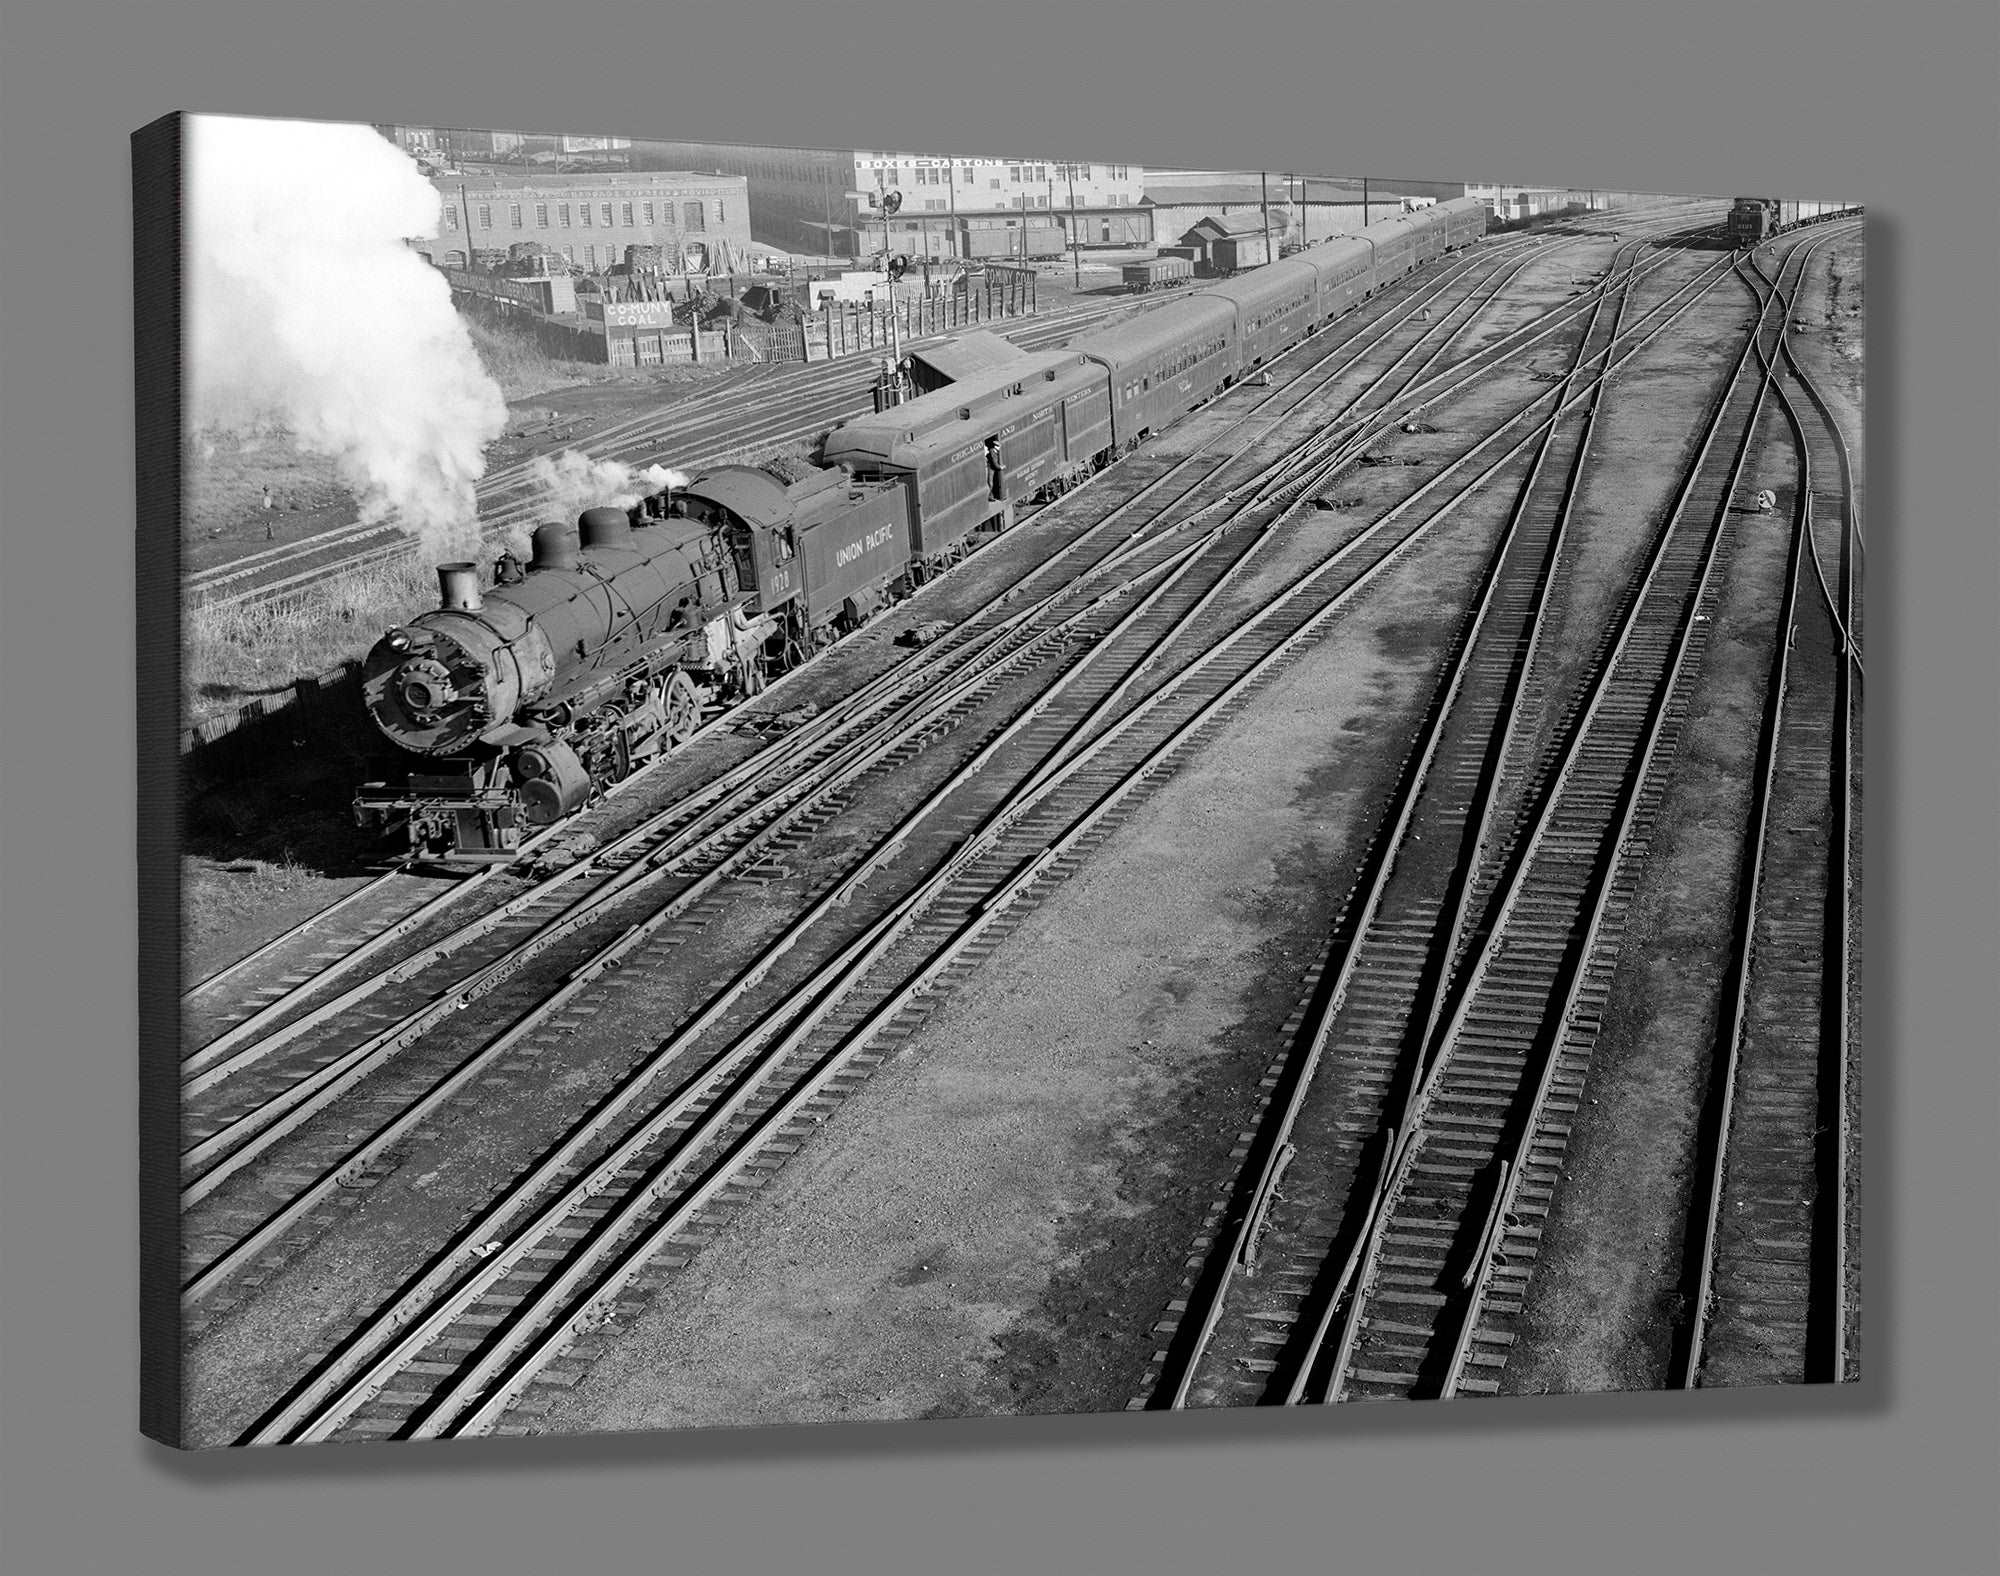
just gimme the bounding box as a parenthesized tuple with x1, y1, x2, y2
(1725, 196, 1861, 249)
(357, 198, 1492, 863)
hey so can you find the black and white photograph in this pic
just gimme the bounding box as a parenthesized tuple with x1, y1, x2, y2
(143, 110, 1865, 1449)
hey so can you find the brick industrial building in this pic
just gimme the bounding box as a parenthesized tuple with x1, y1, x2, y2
(412, 170, 755, 274)
(630, 142, 1152, 261)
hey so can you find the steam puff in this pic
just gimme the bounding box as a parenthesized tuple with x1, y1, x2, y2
(186, 115, 508, 563)
(528, 451, 680, 519)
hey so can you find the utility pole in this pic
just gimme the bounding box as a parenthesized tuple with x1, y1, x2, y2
(1046, 166, 1056, 270)
(459, 182, 476, 268)
(822, 158, 833, 264)
(1260, 169, 1271, 265)
(1066, 163, 1080, 288)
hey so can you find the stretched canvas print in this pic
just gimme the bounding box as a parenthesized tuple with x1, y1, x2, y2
(137, 111, 1864, 1447)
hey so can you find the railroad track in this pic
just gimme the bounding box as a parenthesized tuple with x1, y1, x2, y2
(1148, 229, 1684, 1407)
(1130, 225, 1790, 1406)
(1673, 225, 1862, 1388)
(1320, 236, 1807, 1403)
(180, 261, 1563, 1313)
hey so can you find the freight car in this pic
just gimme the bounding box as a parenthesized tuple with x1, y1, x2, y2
(357, 197, 1491, 862)
(1122, 256, 1195, 294)
(962, 223, 1067, 262)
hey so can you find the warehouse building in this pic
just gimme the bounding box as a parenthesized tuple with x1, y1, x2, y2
(628, 142, 1151, 260)
(413, 170, 754, 274)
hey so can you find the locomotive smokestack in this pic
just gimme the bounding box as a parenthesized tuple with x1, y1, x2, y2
(437, 562, 482, 613)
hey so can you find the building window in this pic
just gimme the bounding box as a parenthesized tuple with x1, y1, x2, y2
(443, 207, 459, 229)
(622, 202, 634, 225)
(989, 177, 1001, 190)
(684, 200, 705, 232)
(643, 202, 655, 224)
(510, 203, 523, 228)
(559, 203, 571, 226)
(562, 244, 574, 261)
(714, 199, 725, 221)
(536, 203, 549, 227)
(581, 204, 593, 227)
(1008, 166, 1022, 182)
(600, 203, 613, 226)
(1033, 194, 1047, 208)
(477, 203, 492, 228)
(584, 245, 596, 269)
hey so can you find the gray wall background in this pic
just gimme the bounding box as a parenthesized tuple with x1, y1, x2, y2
(3, 3, 1993, 1572)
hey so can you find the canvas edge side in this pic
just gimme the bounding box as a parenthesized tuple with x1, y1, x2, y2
(135, 108, 188, 1450)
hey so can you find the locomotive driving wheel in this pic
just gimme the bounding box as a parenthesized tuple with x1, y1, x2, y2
(663, 670, 702, 746)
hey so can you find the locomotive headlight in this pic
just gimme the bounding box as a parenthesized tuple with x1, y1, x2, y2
(386, 631, 411, 653)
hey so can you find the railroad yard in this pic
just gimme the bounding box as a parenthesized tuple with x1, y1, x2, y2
(173, 198, 1862, 1444)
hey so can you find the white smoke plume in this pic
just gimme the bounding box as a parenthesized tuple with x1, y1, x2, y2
(186, 115, 509, 562)
(527, 451, 688, 520)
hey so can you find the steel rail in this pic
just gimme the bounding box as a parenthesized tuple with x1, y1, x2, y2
(1427, 251, 1803, 1397)
(1675, 228, 1858, 1386)
(1158, 236, 1663, 1406)
(1318, 244, 1796, 1400)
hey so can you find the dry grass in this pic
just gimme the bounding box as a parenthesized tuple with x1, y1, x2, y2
(183, 430, 352, 541)
(185, 555, 438, 719)
(464, 316, 621, 401)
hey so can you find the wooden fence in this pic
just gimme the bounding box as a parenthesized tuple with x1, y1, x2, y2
(181, 660, 367, 769)
(448, 271, 1039, 370)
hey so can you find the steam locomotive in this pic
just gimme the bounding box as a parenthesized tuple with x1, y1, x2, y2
(1724, 196, 1860, 249)
(356, 197, 1490, 864)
